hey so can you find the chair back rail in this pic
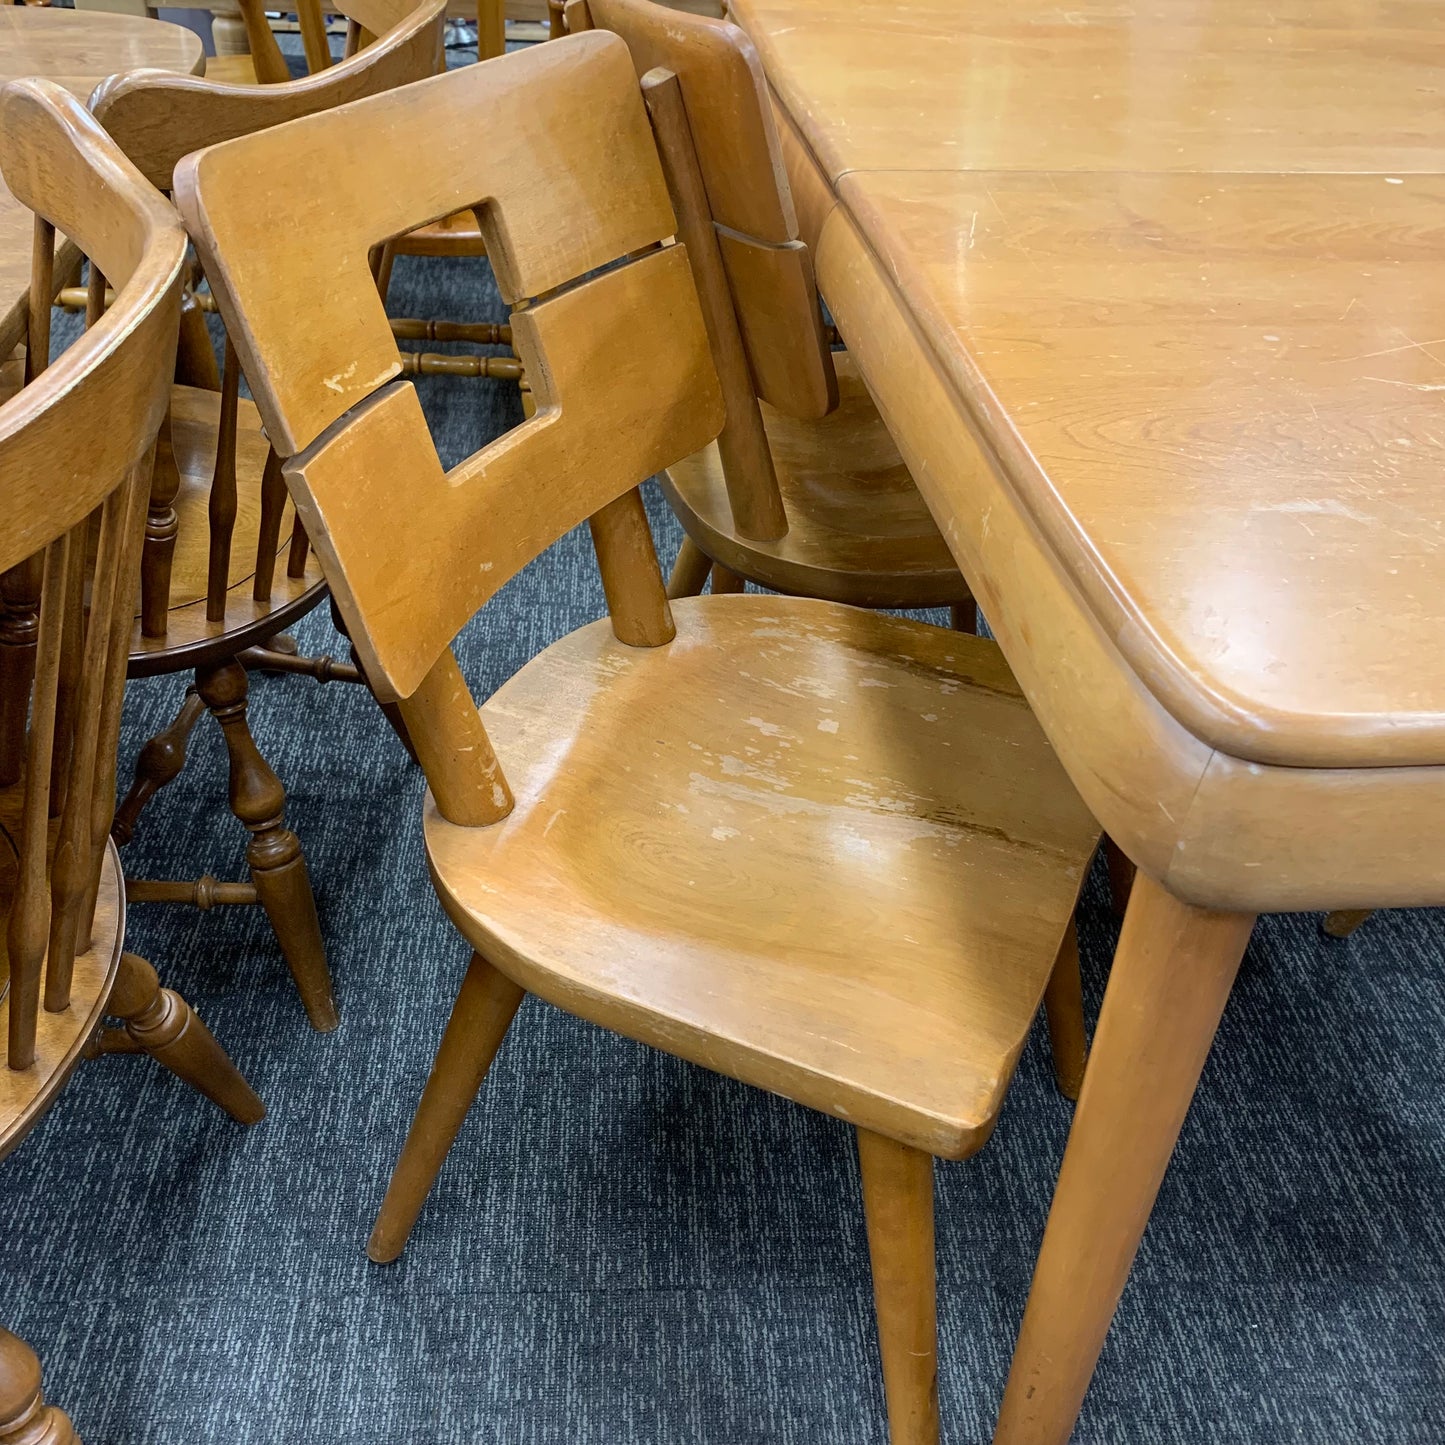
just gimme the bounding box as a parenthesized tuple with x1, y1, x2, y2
(87, 0, 447, 647)
(580, 0, 836, 423)
(0, 78, 187, 1069)
(175, 34, 726, 820)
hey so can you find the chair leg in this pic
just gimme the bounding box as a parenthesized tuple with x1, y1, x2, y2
(667, 536, 714, 600)
(709, 563, 747, 594)
(0, 1329, 78, 1445)
(195, 659, 338, 1032)
(1323, 908, 1373, 939)
(858, 1128, 939, 1445)
(1043, 918, 1088, 1101)
(106, 952, 265, 1124)
(368, 952, 524, 1263)
(111, 687, 206, 846)
(949, 599, 977, 634)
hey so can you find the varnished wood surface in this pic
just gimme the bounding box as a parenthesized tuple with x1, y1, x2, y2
(738, 0, 1445, 181)
(663, 352, 966, 608)
(425, 596, 1100, 1159)
(126, 383, 323, 675)
(833, 167, 1445, 769)
(0, 820, 125, 1161)
(0, 7, 204, 97)
(0, 8, 203, 356)
(736, 0, 1445, 857)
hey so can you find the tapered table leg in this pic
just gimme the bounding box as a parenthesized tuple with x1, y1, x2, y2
(993, 872, 1255, 1445)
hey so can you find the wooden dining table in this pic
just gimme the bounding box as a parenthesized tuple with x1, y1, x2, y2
(0, 4, 204, 357)
(727, 0, 1445, 1439)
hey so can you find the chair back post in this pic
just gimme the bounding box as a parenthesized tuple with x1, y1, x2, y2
(581, 0, 837, 421)
(640, 66, 787, 543)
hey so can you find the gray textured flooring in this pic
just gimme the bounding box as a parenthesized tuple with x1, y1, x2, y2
(3, 242, 1444, 1442)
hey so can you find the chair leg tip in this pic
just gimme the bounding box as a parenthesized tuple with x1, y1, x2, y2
(304, 999, 340, 1033)
(366, 1231, 404, 1266)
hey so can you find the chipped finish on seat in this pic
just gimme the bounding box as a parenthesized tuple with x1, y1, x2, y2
(175, 40, 1102, 1443)
(425, 597, 1099, 1158)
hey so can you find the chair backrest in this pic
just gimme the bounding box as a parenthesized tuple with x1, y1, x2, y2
(87, 0, 447, 646)
(175, 35, 725, 825)
(582, 0, 835, 421)
(0, 78, 187, 1072)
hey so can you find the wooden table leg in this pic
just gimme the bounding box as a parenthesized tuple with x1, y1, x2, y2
(992, 872, 1256, 1445)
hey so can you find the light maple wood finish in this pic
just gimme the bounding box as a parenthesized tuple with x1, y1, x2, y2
(82, 0, 451, 1033)
(0, 7, 203, 358)
(583, 0, 972, 612)
(729, 1, 1445, 1439)
(175, 40, 1101, 1442)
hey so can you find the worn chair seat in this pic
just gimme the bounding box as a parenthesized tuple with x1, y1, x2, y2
(662, 353, 968, 609)
(424, 594, 1100, 1159)
(128, 383, 326, 675)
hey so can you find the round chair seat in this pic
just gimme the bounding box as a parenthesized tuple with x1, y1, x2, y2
(663, 352, 971, 609)
(424, 594, 1100, 1159)
(128, 383, 327, 676)
(0, 818, 124, 1161)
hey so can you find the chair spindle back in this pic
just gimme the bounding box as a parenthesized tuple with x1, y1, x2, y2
(174, 35, 727, 824)
(0, 78, 187, 1071)
(88, 0, 448, 647)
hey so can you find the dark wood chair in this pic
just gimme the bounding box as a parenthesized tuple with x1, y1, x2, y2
(45, 0, 452, 1034)
(0, 76, 263, 1443)
(570, 0, 977, 629)
(176, 37, 1101, 1444)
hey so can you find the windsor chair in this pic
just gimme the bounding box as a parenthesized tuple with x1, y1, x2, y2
(68, 0, 449, 1033)
(175, 37, 1101, 1443)
(569, 0, 977, 627)
(0, 75, 263, 1443)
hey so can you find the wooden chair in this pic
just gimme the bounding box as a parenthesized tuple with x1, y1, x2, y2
(46, 0, 451, 1034)
(0, 76, 263, 1443)
(566, 0, 975, 626)
(175, 37, 1101, 1443)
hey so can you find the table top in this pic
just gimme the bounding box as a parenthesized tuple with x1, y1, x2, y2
(0, 6, 204, 354)
(735, 0, 1445, 772)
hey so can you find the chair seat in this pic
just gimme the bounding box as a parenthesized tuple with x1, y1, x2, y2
(425, 595, 1100, 1157)
(663, 352, 970, 609)
(203, 53, 260, 85)
(0, 800, 124, 1159)
(129, 383, 327, 675)
(393, 209, 488, 257)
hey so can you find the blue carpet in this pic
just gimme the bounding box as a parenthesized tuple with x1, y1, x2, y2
(2, 239, 1444, 1442)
